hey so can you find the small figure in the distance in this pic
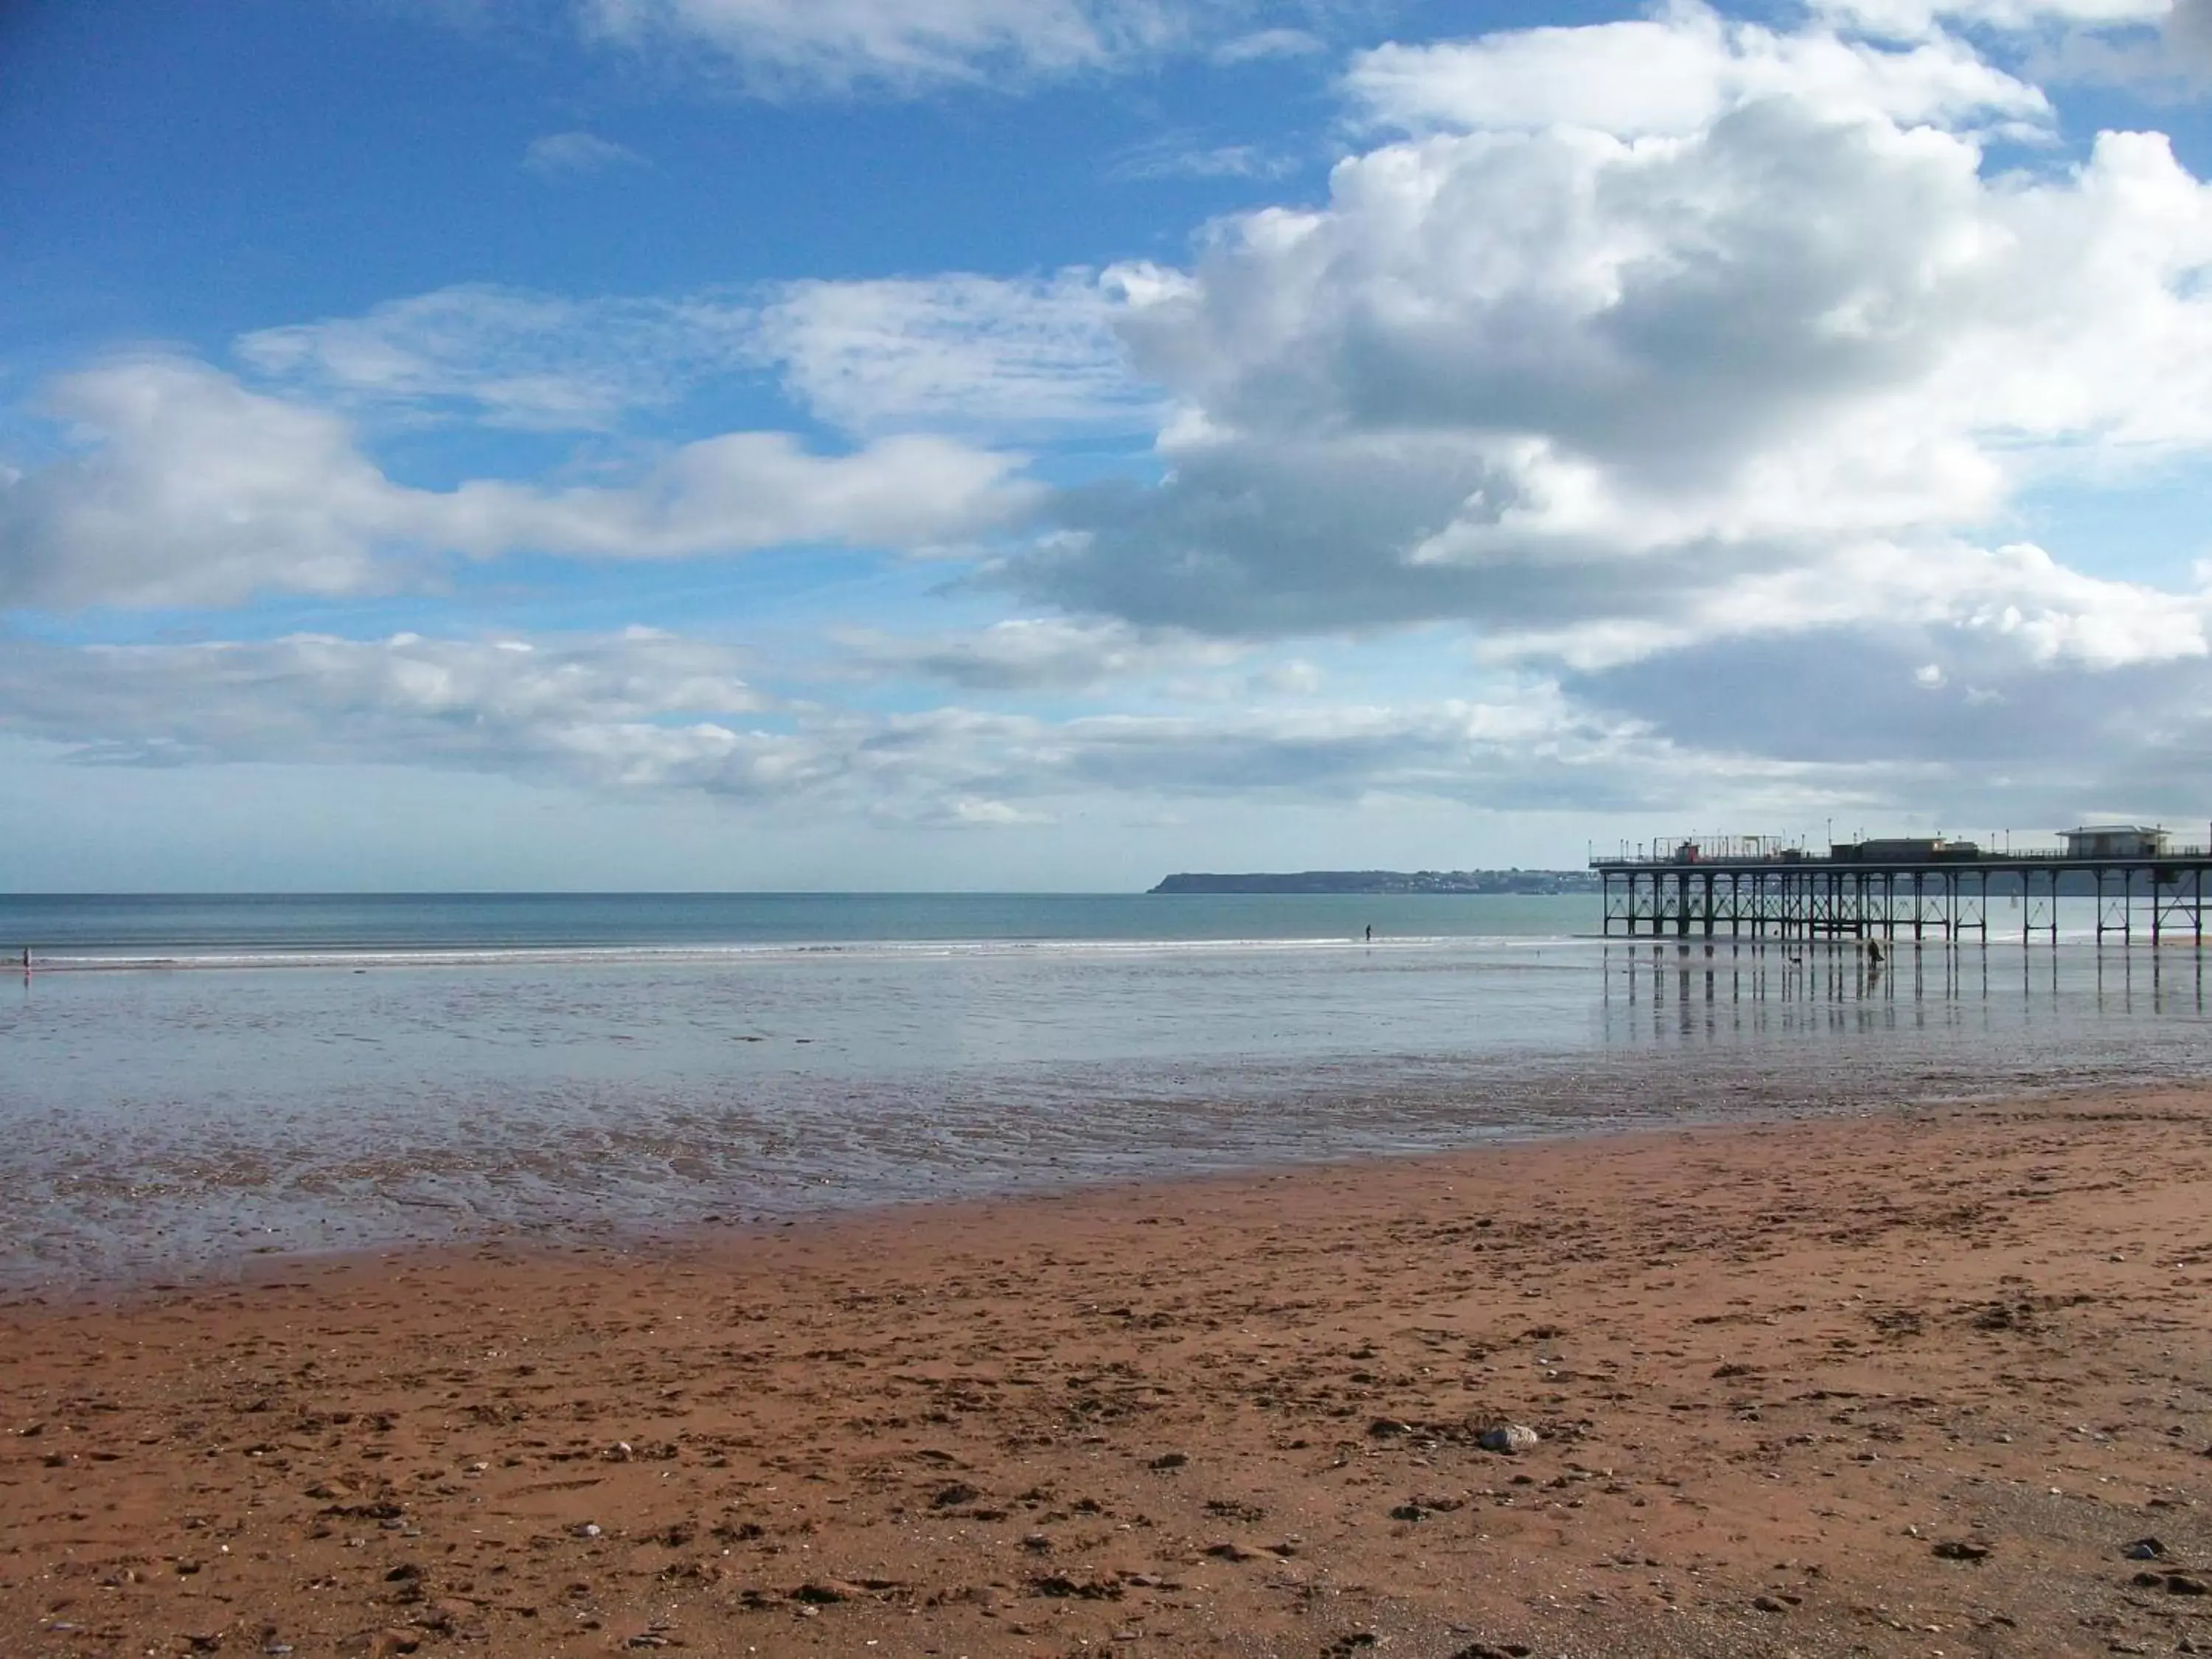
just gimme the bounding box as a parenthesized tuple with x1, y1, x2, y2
(1364, 924, 1374, 944)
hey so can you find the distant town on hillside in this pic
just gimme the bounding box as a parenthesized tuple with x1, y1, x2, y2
(1148, 869, 1601, 895)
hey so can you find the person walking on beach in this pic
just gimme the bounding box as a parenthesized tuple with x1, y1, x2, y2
(1364, 924, 1373, 944)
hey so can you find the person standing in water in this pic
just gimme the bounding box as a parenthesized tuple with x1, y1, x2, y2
(1364, 924, 1373, 943)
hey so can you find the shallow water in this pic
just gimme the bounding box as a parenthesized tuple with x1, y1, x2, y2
(2, 894, 2208, 1289)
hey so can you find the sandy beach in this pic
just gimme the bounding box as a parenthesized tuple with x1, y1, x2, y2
(7, 1091, 2212, 1658)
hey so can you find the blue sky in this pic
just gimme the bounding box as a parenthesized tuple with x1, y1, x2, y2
(7, 0, 2212, 889)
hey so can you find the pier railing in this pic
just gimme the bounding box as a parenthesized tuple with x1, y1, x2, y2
(1592, 844, 2211, 868)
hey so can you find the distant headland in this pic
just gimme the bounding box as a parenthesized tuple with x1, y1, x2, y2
(1148, 869, 1600, 895)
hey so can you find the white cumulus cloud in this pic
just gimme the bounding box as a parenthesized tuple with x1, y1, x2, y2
(1346, 7, 2048, 137)
(1006, 4, 2212, 686)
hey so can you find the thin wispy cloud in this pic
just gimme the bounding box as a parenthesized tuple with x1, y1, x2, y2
(1105, 136, 1306, 181)
(1211, 27, 1325, 63)
(756, 271, 1158, 437)
(230, 275, 1152, 438)
(236, 285, 751, 430)
(579, 0, 1211, 92)
(521, 130, 649, 176)
(832, 618, 1243, 691)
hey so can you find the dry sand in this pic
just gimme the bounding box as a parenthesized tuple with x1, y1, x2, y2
(7, 1091, 2212, 1658)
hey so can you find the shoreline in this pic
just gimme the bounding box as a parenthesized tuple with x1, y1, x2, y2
(3, 1090, 2065, 1308)
(7, 1064, 2186, 1306)
(0, 1107, 1878, 1315)
(10, 1089, 2212, 1656)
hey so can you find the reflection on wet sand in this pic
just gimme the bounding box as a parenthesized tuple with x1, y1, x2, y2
(1608, 936, 2208, 1027)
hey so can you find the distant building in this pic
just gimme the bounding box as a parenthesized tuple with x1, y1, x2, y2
(1828, 837, 1979, 863)
(2062, 824, 2170, 859)
(1835, 837, 1943, 863)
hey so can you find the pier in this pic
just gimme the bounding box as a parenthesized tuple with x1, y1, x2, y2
(1592, 827, 2212, 945)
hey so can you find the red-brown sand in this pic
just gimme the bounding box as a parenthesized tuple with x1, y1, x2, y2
(7, 1091, 2212, 1658)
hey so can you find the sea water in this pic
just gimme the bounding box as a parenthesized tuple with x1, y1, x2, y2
(0, 890, 1585, 962)
(1, 892, 2205, 1287)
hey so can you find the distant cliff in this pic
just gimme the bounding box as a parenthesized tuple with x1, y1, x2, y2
(1148, 869, 1601, 895)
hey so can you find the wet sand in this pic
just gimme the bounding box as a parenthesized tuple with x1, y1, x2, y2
(7, 1091, 2212, 1658)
